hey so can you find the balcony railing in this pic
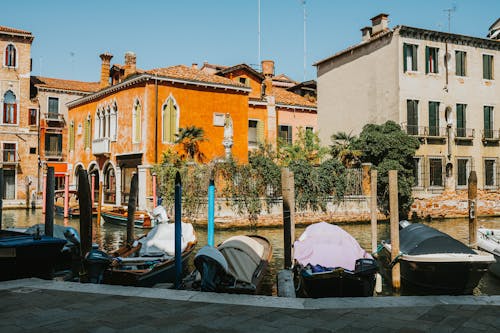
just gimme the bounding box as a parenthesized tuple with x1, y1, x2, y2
(2, 149, 19, 164)
(425, 126, 447, 138)
(44, 150, 63, 160)
(482, 129, 500, 141)
(92, 137, 110, 155)
(43, 112, 65, 128)
(454, 128, 475, 139)
(401, 123, 426, 137)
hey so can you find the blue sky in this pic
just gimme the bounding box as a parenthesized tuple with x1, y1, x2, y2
(5, 0, 499, 83)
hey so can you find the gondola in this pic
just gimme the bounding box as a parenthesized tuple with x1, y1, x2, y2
(100, 207, 155, 229)
(378, 221, 495, 295)
(190, 235, 272, 294)
(477, 227, 500, 278)
(293, 222, 378, 298)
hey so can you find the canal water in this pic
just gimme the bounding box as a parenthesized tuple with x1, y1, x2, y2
(2, 209, 500, 296)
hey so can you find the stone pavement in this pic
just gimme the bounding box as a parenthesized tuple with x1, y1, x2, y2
(0, 279, 499, 332)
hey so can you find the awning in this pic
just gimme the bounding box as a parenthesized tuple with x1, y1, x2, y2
(46, 162, 67, 175)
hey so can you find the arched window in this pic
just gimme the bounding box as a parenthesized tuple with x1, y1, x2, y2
(94, 109, 100, 138)
(105, 106, 110, 138)
(162, 96, 178, 143)
(5, 44, 16, 67)
(103, 163, 116, 204)
(132, 99, 141, 143)
(3, 90, 17, 124)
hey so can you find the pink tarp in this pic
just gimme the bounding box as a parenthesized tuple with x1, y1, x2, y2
(293, 222, 371, 271)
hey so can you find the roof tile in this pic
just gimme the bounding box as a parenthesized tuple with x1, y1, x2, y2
(32, 76, 100, 93)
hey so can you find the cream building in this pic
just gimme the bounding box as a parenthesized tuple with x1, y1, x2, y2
(315, 14, 500, 193)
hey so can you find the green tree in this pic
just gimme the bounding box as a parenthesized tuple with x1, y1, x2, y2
(278, 127, 329, 166)
(352, 121, 420, 218)
(330, 131, 362, 168)
(175, 126, 207, 162)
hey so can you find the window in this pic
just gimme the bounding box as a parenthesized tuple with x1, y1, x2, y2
(403, 43, 418, 72)
(2, 143, 16, 163)
(485, 159, 496, 187)
(45, 134, 62, 156)
(4, 44, 16, 67)
(84, 115, 91, 149)
(2, 169, 15, 199)
(456, 104, 467, 137)
(132, 100, 142, 143)
(413, 157, 422, 187)
(483, 54, 494, 80)
(455, 51, 466, 76)
(103, 164, 116, 204)
(426, 46, 439, 74)
(484, 106, 494, 139)
(306, 127, 314, 134)
(48, 97, 59, 118)
(110, 103, 117, 141)
(278, 125, 292, 145)
(406, 99, 419, 135)
(69, 121, 75, 151)
(29, 108, 37, 126)
(29, 147, 36, 154)
(428, 101, 440, 136)
(429, 158, 443, 187)
(239, 77, 249, 86)
(457, 158, 470, 187)
(3, 91, 17, 124)
(248, 120, 258, 146)
(162, 97, 177, 143)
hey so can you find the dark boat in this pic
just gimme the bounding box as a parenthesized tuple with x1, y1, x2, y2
(477, 227, 500, 279)
(100, 207, 155, 229)
(54, 190, 97, 218)
(85, 220, 197, 287)
(378, 222, 495, 295)
(293, 222, 378, 298)
(191, 235, 273, 294)
(0, 229, 67, 281)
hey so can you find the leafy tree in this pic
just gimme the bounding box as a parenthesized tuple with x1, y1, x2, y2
(352, 121, 420, 219)
(175, 126, 207, 162)
(278, 127, 329, 166)
(330, 131, 362, 168)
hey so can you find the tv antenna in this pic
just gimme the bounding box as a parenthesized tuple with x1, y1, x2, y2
(443, 4, 457, 33)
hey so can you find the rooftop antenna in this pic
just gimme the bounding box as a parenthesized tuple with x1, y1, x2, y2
(443, 3, 457, 33)
(302, 0, 307, 81)
(258, 0, 261, 69)
(70, 52, 75, 78)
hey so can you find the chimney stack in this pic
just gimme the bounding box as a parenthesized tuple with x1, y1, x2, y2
(370, 13, 389, 36)
(124, 51, 137, 78)
(99, 52, 113, 88)
(361, 26, 372, 42)
(191, 63, 198, 70)
(261, 60, 274, 96)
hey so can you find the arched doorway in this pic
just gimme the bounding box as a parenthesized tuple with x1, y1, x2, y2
(103, 163, 116, 204)
(88, 164, 100, 205)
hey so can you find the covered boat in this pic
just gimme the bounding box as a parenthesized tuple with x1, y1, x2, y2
(100, 207, 155, 229)
(54, 190, 97, 218)
(477, 227, 500, 278)
(293, 222, 377, 298)
(192, 235, 272, 294)
(378, 222, 495, 295)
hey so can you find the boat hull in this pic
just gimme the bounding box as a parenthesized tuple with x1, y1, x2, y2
(378, 247, 490, 295)
(101, 210, 152, 229)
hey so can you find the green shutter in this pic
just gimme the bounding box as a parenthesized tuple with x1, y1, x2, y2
(256, 120, 264, 144)
(412, 45, 418, 71)
(169, 100, 176, 142)
(403, 44, 408, 72)
(484, 106, 493, 138)
(435, 48, 439, 73)
(429, 102, 439, 136)
(69, 122, 75, 151)
(425, 46, 429, 74)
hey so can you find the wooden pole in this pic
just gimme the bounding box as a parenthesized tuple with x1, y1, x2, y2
(281, 168, 295, 269)
(64, 173, 70, 218)
(126, 173, 138, 245)
(370, 169, 378, 253)
(91, 174, 96, 209)
(97, 181, 103, 226)
(42, 173, 47, 214)
(45, 167, 55, 237)
(25, 176, 30, 210)
(78, 169, 93, 257)
(389, 170, 400, 290)
(152, 173, 157, 208)
(468, 171, 478, 247)
(174, 171, 182, 288)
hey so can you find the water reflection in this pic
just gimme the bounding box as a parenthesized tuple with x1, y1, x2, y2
(2, 209, 499, 296)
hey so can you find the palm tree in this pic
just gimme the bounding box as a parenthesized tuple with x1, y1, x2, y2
(174, 126, 207, 162)
(330, 131, 362, 168)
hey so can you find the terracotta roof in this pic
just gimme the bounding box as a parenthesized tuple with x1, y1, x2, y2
(273, 87, 316, 108)
(0, 25, 32, 37)
(146, 65, 246, 87)
(217, 63, 265, 81)
(32, 76, 100, 93)
(273, 73, 296, 84)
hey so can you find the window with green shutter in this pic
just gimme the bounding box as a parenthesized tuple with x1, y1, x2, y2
(484, 106, 494, 138)
(84, 116, 91, 149)
(456, 104, 466, 137)
(485, 159, 496, 187)
(406, 99, 419, 135)
(426, 46, 439, 74)
(403, 43, 418, 72)
(69, 121, 75, 151)
(457, 158, 469, 186)
(162, 97, 177, 143)
(455, 51, 466, 76)
(428, 101, 440, 136)
(483, 54, 494, 80)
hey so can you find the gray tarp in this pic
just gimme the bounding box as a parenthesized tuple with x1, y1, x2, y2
(219, 236, 264, 284)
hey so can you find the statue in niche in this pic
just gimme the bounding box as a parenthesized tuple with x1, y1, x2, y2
(222, 113, 234, 159)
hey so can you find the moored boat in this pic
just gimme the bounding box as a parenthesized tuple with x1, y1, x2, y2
(477, 227, 500, 279)
(378, 222, 495, 295)
(54, 190, 97, 218)
(191, 235, 272, 294)
(100, 207, 155, 229)
(293, 222, 378, 298)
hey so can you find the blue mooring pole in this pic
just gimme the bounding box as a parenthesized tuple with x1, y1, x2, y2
(174, 171, 182, 289)
(208, 178, 215, 247)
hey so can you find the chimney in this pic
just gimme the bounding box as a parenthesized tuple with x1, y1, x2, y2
(99, 52, 113, 88)
(361, 26, 372, 42)
(370, 13, 389, 36)
(261, 60, 274, 96)
(191, 63, 198, 70)
(123, 51, 137, 77)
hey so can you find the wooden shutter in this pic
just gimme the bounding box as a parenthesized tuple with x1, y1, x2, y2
(403, 44, 408, 72)
(429, 102, 438, 136)
(169, 100, 176, 142)
(256, 120, 264, 144)
(412, 45, 418, 71)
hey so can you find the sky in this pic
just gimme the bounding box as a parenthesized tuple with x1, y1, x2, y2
(5, 0, 500, 83)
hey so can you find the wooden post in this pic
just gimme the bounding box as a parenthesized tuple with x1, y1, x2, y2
(45, 167, 55, 237)
(97, 181, 103, 226)
(25, 176, 30, 210)
(281, 168, 295, 269)
(78, 169, 93, 258)
(91, 174, 96, 209)
(64, 173, 70, 218)
(152, 173, 157, 208)
(370, 169, 378, 253)
(174, 171, 182, 289)
(468, 171, 478, 247)
(126, 173, 138, 245)
(42, 173, 47, 214)
(389, 170, 400, 290)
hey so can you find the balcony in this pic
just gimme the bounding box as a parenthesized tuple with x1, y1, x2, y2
(44, 150, 63, 161)
(2, 149, 19, 165)
(454, 128, 474, 144)
(482, 129, 500, 145)
(43, 112, 65, 128)
(401, 123, 426, 138)
(92, 138, 110, 156)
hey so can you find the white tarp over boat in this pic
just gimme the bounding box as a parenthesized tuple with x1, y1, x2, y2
(139, 222, 196, 256)
(218, 235, 264, 284)
(294, 222, 371, 271)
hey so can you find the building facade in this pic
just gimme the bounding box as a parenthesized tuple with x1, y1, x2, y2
(315, 14, 500, 193)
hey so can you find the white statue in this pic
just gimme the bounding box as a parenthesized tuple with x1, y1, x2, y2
(223, 113, 233, 140)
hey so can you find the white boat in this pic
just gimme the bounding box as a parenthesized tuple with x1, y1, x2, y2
(477, 227, 500, 279)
